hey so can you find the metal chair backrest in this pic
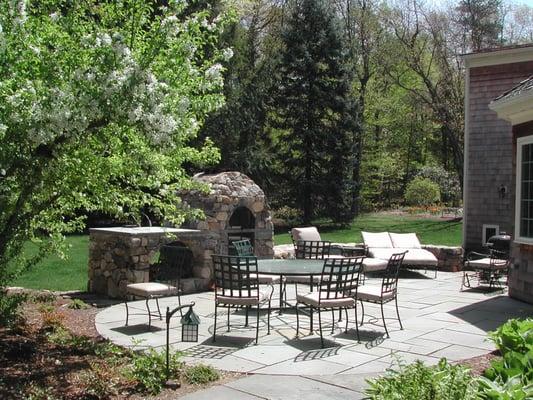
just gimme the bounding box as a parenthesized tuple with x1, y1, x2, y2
(381, 251, 407, 297)
(151, 245, 192, 286)
(212, 255, 260, 299)
(232, 239, 254, 256)
(318, 257, 363, 301)
(295, 240, 332, 259)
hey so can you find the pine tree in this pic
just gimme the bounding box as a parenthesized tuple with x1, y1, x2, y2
(272, 0, 359, 224)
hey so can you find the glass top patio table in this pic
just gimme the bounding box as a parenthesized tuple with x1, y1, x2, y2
(256, 258, 325, 276)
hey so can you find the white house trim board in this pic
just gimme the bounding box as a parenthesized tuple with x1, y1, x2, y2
(490, 90, 533, 125)
(515, 135, 533, 245)
(462, 67, 470, 249)
(464, 46, 533, 68)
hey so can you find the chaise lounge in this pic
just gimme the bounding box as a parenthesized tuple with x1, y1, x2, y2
(362, 231, 439, 277)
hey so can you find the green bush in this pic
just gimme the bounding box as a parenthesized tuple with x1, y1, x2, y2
(184, 364, 220, 385)
(0, 291, 27, 328)
(488, 318, 533, 355)
(67, 298, 89, 310)
(404, 177, 441, 209)
(125, 349, 183, 394)
(365, 358, 478, 399)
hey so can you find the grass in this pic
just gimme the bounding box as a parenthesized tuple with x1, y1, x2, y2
(274, 213, 462, 246)
(12, 235, 89, 292)
(11, 213, 462, 292)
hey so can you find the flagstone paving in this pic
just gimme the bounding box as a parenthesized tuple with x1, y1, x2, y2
(95, 271, 533, 398)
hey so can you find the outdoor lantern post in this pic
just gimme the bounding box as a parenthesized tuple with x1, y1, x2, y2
(165, 302, 199, 387)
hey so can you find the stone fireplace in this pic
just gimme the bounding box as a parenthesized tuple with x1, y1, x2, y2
(181, 171, 274, 257)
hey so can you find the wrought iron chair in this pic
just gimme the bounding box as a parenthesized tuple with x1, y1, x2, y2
(284, 240, 333, 302)
(232, 239, 282, 285)
(461, 249, 510, 291)
(212, 254, 272, 344)
(295, 257, 364, 348)
(356, 251, 407, 338)
(125, 245, 191, 327)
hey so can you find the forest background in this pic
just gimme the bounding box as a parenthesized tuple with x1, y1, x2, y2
(198, 0, 533, 224)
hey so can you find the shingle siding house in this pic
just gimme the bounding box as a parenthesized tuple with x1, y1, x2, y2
(464, 44, 533, 303)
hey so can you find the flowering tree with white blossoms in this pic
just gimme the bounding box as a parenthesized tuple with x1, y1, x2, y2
(0, 0, 232, 285)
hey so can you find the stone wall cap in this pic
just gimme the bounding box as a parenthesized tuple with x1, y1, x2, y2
(89, 227, 201, 236)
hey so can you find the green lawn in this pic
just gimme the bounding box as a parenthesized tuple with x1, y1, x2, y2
(274, 213, 462, 246)
(12, 214, 462, 291)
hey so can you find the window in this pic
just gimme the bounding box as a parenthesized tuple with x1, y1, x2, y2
(516, 136, 533, 244)
(482, 224, 499, 245)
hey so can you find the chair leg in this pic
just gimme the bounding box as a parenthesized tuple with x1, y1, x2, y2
(267, 300, 271, 335)
(338, 308, 342, 322)
(318, 308, 324, 348)
(395, 296, 403, 330)
(354, 305, 360, 343)
(359, 300, 365, 326)
(331, 309, 335, 334)
(309, 304, 314, 334)
(380, 302, 389, 338)
(125, 300, 129, 326)
(178, 293, 183, 317)
(227, 307, 231, 332)
(155, 297, 162, 320)
(245, 306, 249, 327)
(255, 306, 260, 345)
(145, 298, 152, 328)
(213, 303, 218, 342)
(344, 308, 349, 333)
(434, 268, 437, 279)
(296, 302, 300, 337)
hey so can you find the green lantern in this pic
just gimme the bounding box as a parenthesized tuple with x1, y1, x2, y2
(181, 307, 200, 342)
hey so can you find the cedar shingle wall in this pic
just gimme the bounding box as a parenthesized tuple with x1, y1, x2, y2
(465, 61, 533, 250)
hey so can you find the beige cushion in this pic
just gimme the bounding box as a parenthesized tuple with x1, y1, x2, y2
(362, 231, 393, 248)
(467, 258, 509, 269)
(126, 282, 178, 297)
(357, 286, 395, 302)
(216, 289, 270, 306)
(368, 248, 438, 267)
(363, 258, 388, 272)
(297, 291, 355, 308)
(390, 233, 421, 249)
(292, 227, 321, 242)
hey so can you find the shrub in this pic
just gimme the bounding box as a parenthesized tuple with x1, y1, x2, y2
(81, 361, 120, 398)
(125, 349, 183, 394)
(184, 364, 220, 385)
(0, 291, 27, 328)
(488, 318, 533, 355)
(273, 206, 303, 227)
(404, 177, 441, 209)
(365, 358, 478, 399)
(67, 299, 89, 310)
(416, 165, 461, 206)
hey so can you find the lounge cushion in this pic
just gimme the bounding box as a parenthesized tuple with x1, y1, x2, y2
(368, 248, 438, 267)
(467, 258, 509, 270)
(362, 231, 393, 248)
(389, 233, 421, 249)
(356, 286, 395, 302)
(297, 291, 355, 308)
(363, 258, 388, 272)
(126, 282, 178, 297)
(292, 227, 322, 242)
(216, 289, 270, 306)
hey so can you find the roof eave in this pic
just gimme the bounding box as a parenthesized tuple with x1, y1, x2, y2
(464, 45, 533, 68)
(490, 91, 533, 125)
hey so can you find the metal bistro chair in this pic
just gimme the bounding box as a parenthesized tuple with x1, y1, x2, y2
(212, 255, 273, 344)
(125, 245, 191, 327)
(356, 251, 407, 338)
(295, 257, 364, 348)
(461, 249, 510, 291)
(232, 239, 283, 285)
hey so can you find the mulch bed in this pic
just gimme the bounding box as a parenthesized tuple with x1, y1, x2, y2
(0, 293, 240, 399)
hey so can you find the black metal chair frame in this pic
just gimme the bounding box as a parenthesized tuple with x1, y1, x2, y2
(295, 257, 364, 348)
(212, 255, 272, 344)
(461, 249, 510, 291)
(125, 245, 191, 327)
(358, 251, 407, 338)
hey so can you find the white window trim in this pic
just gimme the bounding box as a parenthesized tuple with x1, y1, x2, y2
(482, 224, 499, 245)
(515, 136, 533, 245)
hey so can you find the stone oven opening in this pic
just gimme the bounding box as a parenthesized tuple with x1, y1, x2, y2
(227, 206, 256, 251)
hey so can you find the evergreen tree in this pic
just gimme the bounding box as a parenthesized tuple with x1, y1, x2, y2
(455, 0, 503, 51)
(272, 0, 359, 224)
